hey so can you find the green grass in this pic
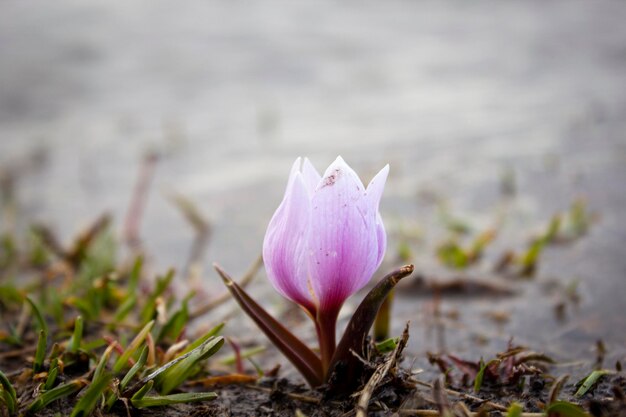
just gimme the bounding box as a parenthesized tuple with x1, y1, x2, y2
(0, 221, 223, 415)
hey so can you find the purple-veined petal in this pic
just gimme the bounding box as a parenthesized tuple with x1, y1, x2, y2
(287, 157, 303, 187)
(365, 164, 389, 211)
(366, 164, 389, 267)
(307, 157, 380, 312)
(374, 212, 386, 268)
(263, 171, 315, 311)
(302, 158, 321, 197)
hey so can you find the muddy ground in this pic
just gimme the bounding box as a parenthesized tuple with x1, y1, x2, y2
(2, 0, 626, 415)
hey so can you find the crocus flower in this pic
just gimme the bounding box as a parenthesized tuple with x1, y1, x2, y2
(263, 156, 389, 373)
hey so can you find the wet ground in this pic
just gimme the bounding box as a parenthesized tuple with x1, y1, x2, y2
(1, 0, 626, 385)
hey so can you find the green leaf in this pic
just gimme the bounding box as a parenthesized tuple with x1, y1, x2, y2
(155, 336, 224, 394)
(544, 215, 562, 242)
(125, 336, 223, 397)
(474, 358, 500, 393)
(140, 270, 174, 324)
(505, 401, 523, 417)
(93, 343, 116, 383)
(0, 369, 17, 414)
(44, 359, 59, 390)
(68, 316, 83, 353)
(545, 401, 590, 417)
(131, 392, 217, 408)
(131, 380, 154, 401)
(120, 346, 149, 391)
(519, 237, 545, 276)
(70, 373, 112, 417)
(112, 320, 154, 373)
(373, 289, 394, 341)
(214, 263, 323, 387)
(181, 323, 224, 355)
(113, 295, 136, 325)
(27, 379, 87, 414)
(436, 241, 468, 269)
(105, 345, 149, 410)
(374, 338, 397, 354)
(328, 264, 414, 393)
(575, 369, 613, 397)
(33, 329, 47, 373)
(157, 295, 191, 343)
(128, 255, 143, 293)
(0, 285, 23, 305)
(25, 296, 47, 334)
(81, 338, 107, 351)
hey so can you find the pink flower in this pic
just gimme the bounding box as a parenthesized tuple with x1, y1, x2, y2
(263, 156, 389, 370)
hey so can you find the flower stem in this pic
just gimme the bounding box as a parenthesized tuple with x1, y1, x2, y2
(316, 308, 339, 379)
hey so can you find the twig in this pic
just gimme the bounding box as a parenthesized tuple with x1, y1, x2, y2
(412, 379, 508, 412)
(355, 323, 410, 417)
(189, 255, 263, 319)
(123, 151, 159, 249)
(549, 374, 569, 404)
(0, 345, 37, 360)
(165, 190, 212, 281)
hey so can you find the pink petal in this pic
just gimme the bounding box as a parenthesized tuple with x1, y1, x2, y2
(307, 157, 380, 311)
(263, 171, 315, 311)
(374, 212, 387, 268)
(302, 158, 321, 197)
(365, 164, 389, 211)
(366, 164, 389, 267)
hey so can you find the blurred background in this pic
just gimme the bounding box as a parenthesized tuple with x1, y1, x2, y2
(1, 0, 625, 377)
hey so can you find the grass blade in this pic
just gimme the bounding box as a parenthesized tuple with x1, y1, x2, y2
(128, 255, 143, 293)
(474, 358, 500, 393)
(374, 338, 397, 354)
(113, 295, 136, 324)
(44, 359, 59, 390)
(214, 263, 323, 387)
(68, 316, 83, 353)
(132, 392, 217, 408)
(0, 369, 17, 414)
(33, 329, 47, 373)
(112, 320, 154, 373)
(70, 373, 112, 417)
(93, 342, 116, 383)
(505, 402, 523, 417)
(27, 379, 87, 414)
(140, 270, 174, 324)
(155, 336, 224, 394)
(575, 369, 613, 397)
(181, 323, 224, 355)
(373, 288, 394, 341)
(131, 380, 153, 401)
(25, 296, 47, 334)
(124, 336, 222, 397)
(545, 401, 590, 417)
(120, 345, 149, 391)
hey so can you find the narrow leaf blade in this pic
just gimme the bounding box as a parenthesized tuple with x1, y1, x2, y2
(70, 373, 112, 417)
(214, 263, 323, 387)
(545, 401, 590, 417)
(131, 392, 217, 408)
(575, 369, 612, 397)
(0, 369, 17, 414)
(27, 379, 87, 414)
(113, 320, 154, 373)
(327, 264, 414, 393)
